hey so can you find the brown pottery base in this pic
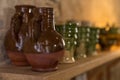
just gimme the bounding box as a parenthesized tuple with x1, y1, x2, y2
(25, 50, 64, 72)
(7, 51, 29, 66)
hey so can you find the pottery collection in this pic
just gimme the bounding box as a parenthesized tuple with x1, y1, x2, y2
(4, 5, 100, 72)
(4, 5, 65, 71)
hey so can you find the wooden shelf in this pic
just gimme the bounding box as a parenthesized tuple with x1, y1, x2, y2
(0, 50, 120, 80)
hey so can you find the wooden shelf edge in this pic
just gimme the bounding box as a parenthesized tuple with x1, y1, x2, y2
(0, 50, 120, 80)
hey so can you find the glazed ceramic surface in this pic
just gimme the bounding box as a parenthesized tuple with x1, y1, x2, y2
(4, 5, 35, 66)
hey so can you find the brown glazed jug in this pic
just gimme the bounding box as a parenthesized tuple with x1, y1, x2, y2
(24, 7, 65, 72)
(22, 7, 42, 53)
(4, 5, 35, 66)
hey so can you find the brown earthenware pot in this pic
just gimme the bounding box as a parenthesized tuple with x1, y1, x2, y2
(24, 7, 65, 72)
(4, 5, 35, 66)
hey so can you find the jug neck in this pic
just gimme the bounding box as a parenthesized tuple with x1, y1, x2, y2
(39, 7, 55, 32)
(15, 5, 35, 13)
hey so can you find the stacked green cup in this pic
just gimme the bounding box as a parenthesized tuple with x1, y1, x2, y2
(55, 21, 78, 63)
(86, 27, 100, 56)
(75, 26, 90, 59)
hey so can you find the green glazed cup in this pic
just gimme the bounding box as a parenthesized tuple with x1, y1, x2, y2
(60, 37, 75, 63)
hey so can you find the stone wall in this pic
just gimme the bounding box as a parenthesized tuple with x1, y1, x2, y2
(0, 0, 119, 28)
(0, 0, 120, 65)
(1, 0, 120, 27)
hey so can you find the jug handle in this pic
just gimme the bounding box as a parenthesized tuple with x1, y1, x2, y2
(11, 13, 22, 41)
(30, 15, 42, 42)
